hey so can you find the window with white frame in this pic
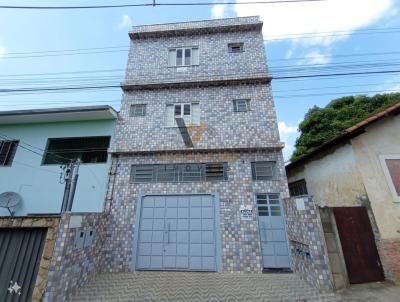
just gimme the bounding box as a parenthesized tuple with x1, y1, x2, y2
(166, 103, 200, 127)
(380, 155, 400, 202)
(233, 99, 250, 112)
(168, 47, 199, 67)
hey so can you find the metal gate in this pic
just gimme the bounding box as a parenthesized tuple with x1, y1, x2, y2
(0, 228, 47, 302)
(333, 207, 385, 284)
(134, 194, 220, 271)
(256, 194, 290, 269)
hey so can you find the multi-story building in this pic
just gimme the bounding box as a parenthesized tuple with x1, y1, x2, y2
(105, 16, 290, 273)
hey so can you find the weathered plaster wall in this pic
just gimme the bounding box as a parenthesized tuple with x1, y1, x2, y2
(102, 151, 289, 273)
(351, 115, 400, 282)
(0, 216, 60, 302)
(287, 143, 367, 207)
(43, 213, 108, 302)
(351, 116, 400, 239)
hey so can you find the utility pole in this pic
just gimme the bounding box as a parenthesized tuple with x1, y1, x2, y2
(66, 159, 80, 212)
(60, 159, 80, 212)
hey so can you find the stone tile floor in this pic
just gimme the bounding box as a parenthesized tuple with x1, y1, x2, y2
(70, 272, 400, 302)
(69, 272, 340, 302)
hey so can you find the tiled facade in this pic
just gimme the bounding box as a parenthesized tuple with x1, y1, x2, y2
(104, 16, 290, 273)
(44, 213, 108, 302)
(103, 151, 288, 273)
(283, 196, 335, 292)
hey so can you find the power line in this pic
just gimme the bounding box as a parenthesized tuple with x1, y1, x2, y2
(274, 89, 400, 99)
(0, 0, 329, 10)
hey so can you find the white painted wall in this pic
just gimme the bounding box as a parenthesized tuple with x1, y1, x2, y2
(0, 119, 115, 216)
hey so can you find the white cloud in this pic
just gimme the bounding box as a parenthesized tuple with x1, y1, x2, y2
(278, 121, 299, 160)
(383, 77, 400, 93)
(278, 121, 298, 135)
(117, 15, 132, 30)
(299, 50, 332, 65)
(212, 1, 227, 19)
(234, 0, 394, 46)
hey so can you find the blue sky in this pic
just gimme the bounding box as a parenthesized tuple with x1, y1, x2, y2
(0, 0, 399, 160)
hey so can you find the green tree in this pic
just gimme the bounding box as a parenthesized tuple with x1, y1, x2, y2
(291, 93, 400, 161)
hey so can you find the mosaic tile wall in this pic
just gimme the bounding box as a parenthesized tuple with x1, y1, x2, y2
(102, 151, 290, 273)
(43, 213, 108, 302)
(125, 16, 268, 85)
(114, 83, 280, 152)
(104, 17, 290, 274)
(283, 196, 335, 292)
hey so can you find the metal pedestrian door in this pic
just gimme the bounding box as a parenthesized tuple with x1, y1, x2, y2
(256, 194, 290, 269)
(135, 195, 218, 271)
(0, 228, 47, 302)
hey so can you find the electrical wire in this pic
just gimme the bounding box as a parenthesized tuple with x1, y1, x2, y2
(0, 0, 329, 10)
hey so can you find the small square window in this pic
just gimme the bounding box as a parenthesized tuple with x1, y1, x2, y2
(228, 43, 244, 53)
(233, 99, 250, 112)
(130, 104, 146, 117)
(251, 161, 276, 181)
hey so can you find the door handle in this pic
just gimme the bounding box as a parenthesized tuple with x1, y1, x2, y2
(167, 223, 170, 244)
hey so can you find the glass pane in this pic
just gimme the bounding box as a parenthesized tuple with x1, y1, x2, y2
(183, 104, 191, 115)
(256, 194, 267, 200)
(184, 49, 191, 65)
(268, 194, 279, 200)
(176, 49, 183, 66)
(174, 104, 181, 116)
(385, 159, 400, 196)
(192, 48, 199, 65)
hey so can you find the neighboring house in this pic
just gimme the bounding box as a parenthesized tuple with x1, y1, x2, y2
(0, 106, 117, 214)
(0, 105, 117, 302)
(105, 16, 290, 273)
(286, 102, 400, 287)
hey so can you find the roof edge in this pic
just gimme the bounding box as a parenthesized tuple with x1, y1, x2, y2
(0, 105, 118, 118)
(286, 101, 400, 170)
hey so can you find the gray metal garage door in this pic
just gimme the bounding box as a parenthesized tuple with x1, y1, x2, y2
(135, 195, 218, 271)
(0, 228, 47, 302)
(256, 194, 291, 269)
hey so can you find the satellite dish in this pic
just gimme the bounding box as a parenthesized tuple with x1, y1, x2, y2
(0, 192, 23, 217)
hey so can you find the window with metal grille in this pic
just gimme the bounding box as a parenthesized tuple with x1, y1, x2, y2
(130, 104, 147, 117)
(0, 140, 18, 166)
(131, 163, 227, 183)
(233, 99, 250, 112)
(42, 136, 111, 165)
(288, 179, 308, 197)
(228, 43, 244, 53)
(256, 194, 281, 216)
(168, 47, 199, 67)
(251, 161, 276, 180)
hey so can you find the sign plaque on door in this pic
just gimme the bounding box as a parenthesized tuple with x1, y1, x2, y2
(240, 205, 253, 220)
